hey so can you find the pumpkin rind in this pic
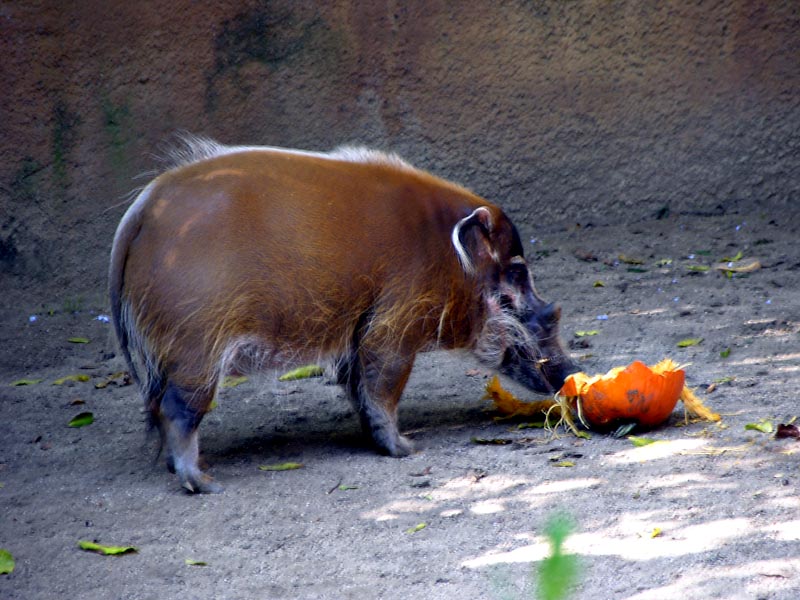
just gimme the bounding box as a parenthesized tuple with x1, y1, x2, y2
(561, 360, 685, 429)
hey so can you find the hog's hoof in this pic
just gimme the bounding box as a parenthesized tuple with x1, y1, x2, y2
(381, 434, 415, 457)
(180, 472, 224, 494)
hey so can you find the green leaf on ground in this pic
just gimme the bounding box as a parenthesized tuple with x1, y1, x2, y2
(53, 374, 91, 385)
(745, 420, 774, 434)
(220, 375, 248, 388)
(677, 338, 703, 347)
(68, 337, 90, 344)
(68, 412, 94, 428)
(0, 549, 14, 575)
(278, 365, 325, 381)
(258, 462, 304, 471)
(627, 436, 656, 447)
(722, 251, 744, 262)
(185, 559, 208, 566)
(405, 522, 427, 534)
(10, 378, 43, 386)
(78, 540, 137, 555)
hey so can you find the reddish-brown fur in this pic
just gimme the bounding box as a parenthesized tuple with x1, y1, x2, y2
(110, 140, 574, 492)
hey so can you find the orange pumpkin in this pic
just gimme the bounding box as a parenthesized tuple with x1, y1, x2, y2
(558, 360, 686, 429)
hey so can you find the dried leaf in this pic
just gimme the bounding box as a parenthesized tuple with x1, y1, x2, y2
(278, 365, 324, 381)
(714, 259, 761, 274)
(258, 462, 304, 471)
(574, 330, 600, 338)
(745, 420, 774, 434)
(650, 528, 663, 538)
(677, 338, 703, 347)
(619, 254, 644, 265)
(78, 540, 137, 555)
(686, 265, 710, 272)
(471, 437, 513, 445)
(94, 372, 131, 389)
(655, 259, 673, 267)
(68, 337, 90, 344)
(68, 412, 94, 428)
(220, 375, 248, 388)
(10, 378, 43, 386)
(553, 460, 575, 468)
(776, 424, 800, 440)
(53, 374, 91, 385)
(0, 549, 14, 575)
(573, 249, 598, 262)
(592, 280, 605, 287)
(405, 522, 427, 534)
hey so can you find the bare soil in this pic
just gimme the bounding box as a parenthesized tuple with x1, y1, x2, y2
(2, 210, 799, 599)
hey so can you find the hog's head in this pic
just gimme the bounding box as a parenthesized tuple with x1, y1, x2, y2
(454, 206, 578, 394)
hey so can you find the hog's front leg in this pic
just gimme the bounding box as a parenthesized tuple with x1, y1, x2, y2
(338, 346, 416, 457)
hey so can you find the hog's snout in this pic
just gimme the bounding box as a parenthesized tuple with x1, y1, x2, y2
(498, 302, 578, 395)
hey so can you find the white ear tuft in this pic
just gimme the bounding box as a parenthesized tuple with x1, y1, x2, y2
(451, 206, 493, 275)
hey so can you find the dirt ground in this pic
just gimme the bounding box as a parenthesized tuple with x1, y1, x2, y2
(1, 209, 799, 599)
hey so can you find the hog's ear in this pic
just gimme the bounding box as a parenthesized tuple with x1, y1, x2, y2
(451, 207, 500, 276)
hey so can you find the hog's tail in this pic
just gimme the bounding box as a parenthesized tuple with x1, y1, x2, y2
(108, 181, 164, 415)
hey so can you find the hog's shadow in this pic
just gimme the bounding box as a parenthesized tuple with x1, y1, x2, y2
(200, 380, 502, 467)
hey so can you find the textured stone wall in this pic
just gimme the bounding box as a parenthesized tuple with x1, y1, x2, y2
(1, 1, 798, 300)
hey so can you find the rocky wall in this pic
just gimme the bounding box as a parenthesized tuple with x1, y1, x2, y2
(1, 0, 798, 301)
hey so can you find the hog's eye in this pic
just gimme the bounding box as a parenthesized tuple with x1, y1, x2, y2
(504, 263, 529, 288)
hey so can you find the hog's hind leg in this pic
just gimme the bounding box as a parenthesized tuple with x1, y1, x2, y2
(154, 380, 222, 493)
